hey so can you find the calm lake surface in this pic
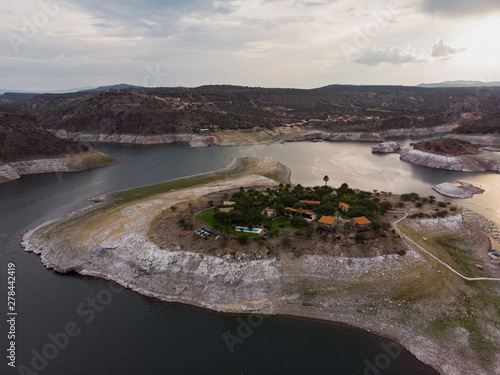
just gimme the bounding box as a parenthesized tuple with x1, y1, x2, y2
(4, 138, 499, 375)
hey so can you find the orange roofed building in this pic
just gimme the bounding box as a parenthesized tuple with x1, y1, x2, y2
(318, 216, 337, 230)
(351, 216, 372, 231)
(339, 202, 350, 212)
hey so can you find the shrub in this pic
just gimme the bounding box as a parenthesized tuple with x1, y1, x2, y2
(397, 202, 405, 208)
(291, 215, 306, 227)
(438, 201, 447, 208)
(267, 228, 280, 237)
(354, 233, 365, 243)
(433, 210, 448, 218)
(236, 234, 249, 244)
(305, 227, 313, 238)
(450, 206, 458, 211)
(415, 202, 423, 208)
(379, 201, 393, 211)
(294, 230, 304, 236)
(282, 237, 291, 247)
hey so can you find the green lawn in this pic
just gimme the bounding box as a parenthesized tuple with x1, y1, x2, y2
(197, 208, 266, 239)
(196, 209, 218, 228)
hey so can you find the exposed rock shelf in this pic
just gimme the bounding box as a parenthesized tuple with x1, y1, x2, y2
(371, 141, 401, 153)
(52, 124, 459, 147)
(400, 145, 500, 172)
(432, 181, 485, 199)
(0, 149, 120, 184)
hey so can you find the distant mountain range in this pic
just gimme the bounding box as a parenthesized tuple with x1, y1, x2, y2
(417, 80, 500, 88)
(0, 83, 140, 95)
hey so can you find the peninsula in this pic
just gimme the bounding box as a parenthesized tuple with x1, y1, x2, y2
(22, 157, 500, 375)
(0, 107, 120, 183)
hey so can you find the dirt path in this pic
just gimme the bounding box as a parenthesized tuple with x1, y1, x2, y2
(392, 213, 500, 282)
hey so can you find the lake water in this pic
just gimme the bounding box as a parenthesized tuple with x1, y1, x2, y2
(4, 138, 499, 374)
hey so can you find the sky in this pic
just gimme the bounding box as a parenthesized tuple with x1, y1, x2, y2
(1, 0, 499, 91)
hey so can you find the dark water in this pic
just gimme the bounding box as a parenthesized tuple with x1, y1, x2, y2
(1, 140, 469, 375)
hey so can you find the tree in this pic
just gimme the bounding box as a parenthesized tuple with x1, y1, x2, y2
(358, 198, 379, 213)
(379, 201, 393, 212)
(315, 203, 337, 216)
(323, 175, 329, 186)
(291, 215, 306, 227)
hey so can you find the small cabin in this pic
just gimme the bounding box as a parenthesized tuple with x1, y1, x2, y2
(351, 216, 372, 231)
(318, 216, 337, 230)
(264, 208, 277, 217)
(302, 211, 317, 222)
(339, 202, 350, 212)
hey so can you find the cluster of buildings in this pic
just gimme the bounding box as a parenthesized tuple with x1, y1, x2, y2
(327, 114, 380, 122)
(263, 201, 372, 232)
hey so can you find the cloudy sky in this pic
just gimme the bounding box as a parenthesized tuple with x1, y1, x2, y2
(1, 0, 499, 90)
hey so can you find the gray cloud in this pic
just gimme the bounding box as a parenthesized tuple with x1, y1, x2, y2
(421, 0, 500, 16)
(64, 0, 218, 37)
(431, 39, 466, 58)
(353, 46, 424, 66)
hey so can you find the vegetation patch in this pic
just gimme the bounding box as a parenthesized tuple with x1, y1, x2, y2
(413, 138, 479, 156)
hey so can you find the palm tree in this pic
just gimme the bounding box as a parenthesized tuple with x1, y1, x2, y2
(323, 175, 329, 186)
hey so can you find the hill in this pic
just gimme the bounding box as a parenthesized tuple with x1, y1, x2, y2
(77, 83, 141, 92)
(418, 81, 500, 88)
(4, 84, 499, 141)
(0, 106, 89, 162)
(453, 112, 500, 134)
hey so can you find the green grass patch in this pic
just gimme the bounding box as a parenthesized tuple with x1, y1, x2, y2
(196, 209, 218, 228)
(269, 217, 294, 230)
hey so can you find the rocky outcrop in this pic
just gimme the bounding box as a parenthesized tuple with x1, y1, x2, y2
(9, 158, 69, 174)
(0, 164, 20, 183)
(432, 181, 485, 199)
(0, 150, 120, 184)
(371, 142, 400, 153)
(400, 145, 500, 172)
(51, 130, 215, 147)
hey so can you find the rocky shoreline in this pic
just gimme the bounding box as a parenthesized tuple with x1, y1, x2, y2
(0, 149, 120, 184)
(400, 145, 500, 172)
(19, 156, 500, 375)
(51, 124, 458, 147)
